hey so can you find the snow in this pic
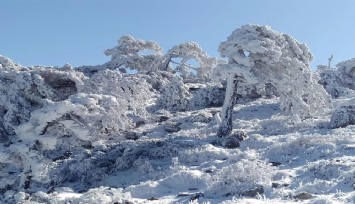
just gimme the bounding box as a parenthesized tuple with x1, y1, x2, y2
(4, 95, 354, 203)
(1, 25, 355, 204)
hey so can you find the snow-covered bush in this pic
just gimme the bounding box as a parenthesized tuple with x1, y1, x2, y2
(329, 105, 355, 129)
(206, 159, 273, 197)
(337, 58, 355, 79)
(187, 83, 225, 109)
(0, 56, 157, 193)
(9, 187, 131, 204)
(0, 60, 86, 136)
(157, 76, 192, 111)
(80, 70, 155, 120)
(143, 71, 175, 92)
(236, 82, 278, 104)
(215, 24, 332, 136)
(16, 93, 132, 143)
(1, 93, 131, 190)
(318, 58, 355, 98)
(157, 78, 225, 111)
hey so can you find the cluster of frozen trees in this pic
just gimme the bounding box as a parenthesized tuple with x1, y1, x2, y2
(317, 58, 355, 128)
(317, 58, 355, 98)
(1, 24, 353, 195)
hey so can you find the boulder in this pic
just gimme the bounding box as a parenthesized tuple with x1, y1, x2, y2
(241, 186, 264, 197)
(190, 111, 213, 123)
(164, 122, 181, 133)
(294, 192, 314, 200)
(222, 130, 248, 149)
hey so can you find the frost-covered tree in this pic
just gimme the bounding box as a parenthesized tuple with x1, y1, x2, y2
(318, 58, 355, 98)
(216, 25, 332, 136)
(104, 35, 163, 73)
(157, 42, 218, 80)
(153, 43, 219, 110)
(337, 58, 355, 78)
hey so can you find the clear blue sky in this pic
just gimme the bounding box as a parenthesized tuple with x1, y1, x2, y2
(1, 0, 354, 69)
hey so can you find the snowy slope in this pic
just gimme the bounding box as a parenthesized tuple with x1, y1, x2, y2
(2, 96, 354, 204)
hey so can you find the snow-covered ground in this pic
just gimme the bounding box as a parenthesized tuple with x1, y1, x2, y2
(2, 96, 354, 204)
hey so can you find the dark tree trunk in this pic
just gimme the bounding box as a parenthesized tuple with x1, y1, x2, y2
(159, 55, 172, 71)
(217, 74, 239, 137)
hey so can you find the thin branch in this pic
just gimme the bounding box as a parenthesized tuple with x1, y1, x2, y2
(170, 60, 198, 70)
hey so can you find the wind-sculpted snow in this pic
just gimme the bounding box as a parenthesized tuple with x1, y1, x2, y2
(1, 25, 355, 203)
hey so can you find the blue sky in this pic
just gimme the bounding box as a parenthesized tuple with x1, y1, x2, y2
(1, 0, 354, 68)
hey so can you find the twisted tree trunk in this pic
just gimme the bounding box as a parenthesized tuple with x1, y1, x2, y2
(217, 74, 239, 137)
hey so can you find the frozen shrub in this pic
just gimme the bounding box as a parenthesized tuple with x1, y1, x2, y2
(114, 139, 187, 170)
(0, 60, 86, 136)
(143, 71, 175, 92)
(187, 83, 225, 109)
(206, 159, 273, 197)
(330, 105, 355, 129)
(16, 93, 132, 143)
(80, 70, 154, 120)
(157, 76, 192, 111)
(157, 81, 225, 112)
(318, 59, 355, 98)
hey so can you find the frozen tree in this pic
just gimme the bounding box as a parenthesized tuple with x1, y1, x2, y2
(78, 37, 217, 84)
(337, 58, 355, 78)
(153, 43, 219, 110)
(317, 58, 355, 98)
(215, 25, 332, 136)
(157, 42, 218, 80)
(104, 35, 163, 73)
(328, 55, 333, 69)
